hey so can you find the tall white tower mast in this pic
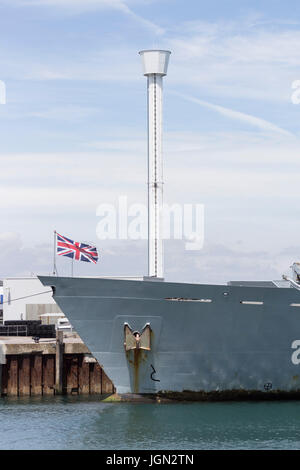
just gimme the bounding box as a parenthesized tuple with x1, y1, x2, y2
(139, 49, 171, 279)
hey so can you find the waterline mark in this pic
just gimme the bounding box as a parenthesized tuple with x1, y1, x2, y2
(96, 196, 204, 251)
(0, 80, 6, 104)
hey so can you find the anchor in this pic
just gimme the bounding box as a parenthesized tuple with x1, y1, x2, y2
(124, 322, 153, 393)
(123, 322, 151, 351)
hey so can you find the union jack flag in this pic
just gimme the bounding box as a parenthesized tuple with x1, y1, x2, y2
(56, 232, 99, 264)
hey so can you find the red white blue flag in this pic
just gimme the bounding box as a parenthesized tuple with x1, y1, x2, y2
(56, 232, 99, 264)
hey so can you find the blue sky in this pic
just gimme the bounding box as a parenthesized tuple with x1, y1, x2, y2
(1, 0, 300, 283)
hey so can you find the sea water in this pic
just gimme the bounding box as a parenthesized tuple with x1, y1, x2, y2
(0, 396, 299, 450)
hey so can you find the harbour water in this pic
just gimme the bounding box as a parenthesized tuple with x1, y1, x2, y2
(0, 396, 300, 450)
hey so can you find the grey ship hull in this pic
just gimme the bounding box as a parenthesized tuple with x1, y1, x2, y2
(39, 276, 300, 398)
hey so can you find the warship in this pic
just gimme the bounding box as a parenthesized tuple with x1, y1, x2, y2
(40, 50, 300, 399)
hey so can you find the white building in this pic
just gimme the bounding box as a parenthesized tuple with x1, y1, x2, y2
(2, 277, 63, 323)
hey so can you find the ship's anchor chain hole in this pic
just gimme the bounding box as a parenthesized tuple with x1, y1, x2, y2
(124, 322, 151, 351)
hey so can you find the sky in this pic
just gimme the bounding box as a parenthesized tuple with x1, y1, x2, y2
(1, 0, 300, 283)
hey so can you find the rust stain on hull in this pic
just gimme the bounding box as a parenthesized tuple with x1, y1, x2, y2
(126, 348, 148, 393)
(133, 349, 139, 393)
(124, 325, 154, 394)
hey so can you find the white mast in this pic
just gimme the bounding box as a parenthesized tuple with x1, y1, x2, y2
(139, 49, 171, 279)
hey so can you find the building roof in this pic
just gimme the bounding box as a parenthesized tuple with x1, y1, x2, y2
(39, 313, 65, 317)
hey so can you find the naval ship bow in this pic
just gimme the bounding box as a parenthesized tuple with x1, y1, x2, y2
(39, 50, 300, 399)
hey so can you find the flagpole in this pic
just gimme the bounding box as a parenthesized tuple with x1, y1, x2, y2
(71, 257, 74, 278)
(53, 230, 57, 276)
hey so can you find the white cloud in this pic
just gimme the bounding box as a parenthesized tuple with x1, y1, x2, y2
(27, 106, 101, 121)
(0, 105, 104, 121)
(5, 0, 132, 10)
(0, 232, 296, 284)
(0, 11, 300, 280)
(85, 139, 145, 151)
(4, 48, 141, 82)
(172, 92, 292, 136)
(163, 240, 297, 284)
(1, 14, 299, 111)
(168, 20, 300, 65)
(164, 130, 299, 167)
(0, 232, 21, 244)
(0, 231, 53, 278)
(5, 0, 164, 35)
(164, 21, 300, 102)
(1, 130, 300, 216)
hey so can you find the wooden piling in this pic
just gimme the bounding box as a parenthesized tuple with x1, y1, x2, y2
(18, 355, 30, 396)
(55, 330, 64, 395)
(64, 355, 79, 394)
(30, 355, 43, 396)
(7, 356, 18, 396)
(1, 361, 8, 396)
(42, 355, 55, 395)
(102, 368, 115, 394)
(0, 337, 114, 397)
(78, 356, 90, 394)
(90, 362, 102, 394)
